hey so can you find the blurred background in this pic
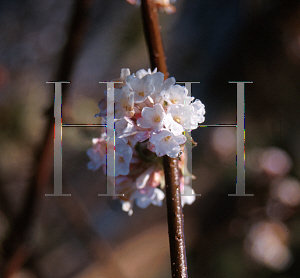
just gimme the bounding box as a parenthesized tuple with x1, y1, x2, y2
(0, 0, 300, 277)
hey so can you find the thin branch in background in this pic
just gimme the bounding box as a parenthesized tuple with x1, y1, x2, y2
(55, 185, 128, 278)
(23, 186, 128, 278)
(0, 180, 14, 221)
(141, 0, 188, 277)
(2, 0, 95, 277)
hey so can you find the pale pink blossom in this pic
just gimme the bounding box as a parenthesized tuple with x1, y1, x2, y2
(163, 113, 184, 136)
(137, 103, 165, 132)
(86, 136, 106, 171)
(125, 74, 155, 103)
(149, 129, 186, 158)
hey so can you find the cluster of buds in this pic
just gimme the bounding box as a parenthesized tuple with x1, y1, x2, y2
(87, 68, 205, 215)
(126, 0, 177, 14)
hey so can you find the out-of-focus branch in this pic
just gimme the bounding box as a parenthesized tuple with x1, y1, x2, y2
(55, 186, 128, 278)
(0, 180, 13, 221)
(141, 1, 188, 277)
(2, 0, 95, 277)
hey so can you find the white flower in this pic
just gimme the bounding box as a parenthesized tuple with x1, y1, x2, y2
(149, 129, 186, 158)
(116, 116, 152, 143)
(115, 117, 130, 136)
(95, 87, 135, 120)
(107, 138, 133, 177)
(168, 104, 198, 131)
(120, 187, 165, 216)
(155, 84, 193, 112)
(137, 103, 165, 132)
(86, 137, 106, 171)
(115, 138, 133, 163)
(181, 185, 196, 207)
(167, 100, 205, 131)
(115, 117, 138, 147)
(88, 67, 205, 214)
(118, 68, 131, 83)
(168, 104, 187, 125)
(163, 113, 184, 136)
(135, 187, 165, 209)
(134, 130, 151, 142)
(122, 201, 133, 216)
(136, 166, 156, 189)
(151, 77, 176, 105)
(164, 85, 192, 104)
(115, 87, 135, 119)
(125, 74, 155, 103)
(135, 68, 157, 79)
(94, 98, 107, 118)
(145, 71, 165, 91)
(191, 99, 205, 126)
(114, 152, 131, 176)
(155, 0, 177, 14)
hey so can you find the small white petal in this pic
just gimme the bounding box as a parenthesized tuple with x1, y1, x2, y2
(181, 185, 196, 207)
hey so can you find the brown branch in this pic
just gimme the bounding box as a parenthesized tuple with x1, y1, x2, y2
(141, 0, 168, 76)
(141, 1, 188, 277)
(163, 157, 188, 277)
(2, 0, 95, 276)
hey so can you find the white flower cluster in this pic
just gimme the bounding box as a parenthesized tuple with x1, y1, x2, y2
(99, 68, 205, 159)
(87, 68, 205, 215)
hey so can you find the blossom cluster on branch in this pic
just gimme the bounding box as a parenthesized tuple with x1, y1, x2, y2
(87, 68, 205, 215)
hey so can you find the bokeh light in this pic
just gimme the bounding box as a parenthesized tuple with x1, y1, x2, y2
(259, 147, 292, 177)
(211, 127, 236, 160)
(272, 177, 300, 207)
(245, 221, 292, 271)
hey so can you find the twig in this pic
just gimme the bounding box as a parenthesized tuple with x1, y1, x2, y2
(141, 1, 188, 277)
(163, 157, 188, 277)
(55, 186, 128, 278)
(141, 0, 168, 77)
(2, 0, 95, 276)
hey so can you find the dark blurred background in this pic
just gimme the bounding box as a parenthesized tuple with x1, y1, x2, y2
(0, 0, 300, 277)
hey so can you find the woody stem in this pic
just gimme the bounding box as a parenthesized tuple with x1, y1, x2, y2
(141, 1, 188, 277)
